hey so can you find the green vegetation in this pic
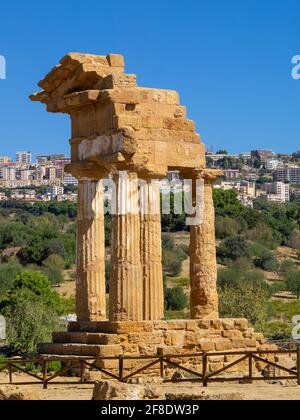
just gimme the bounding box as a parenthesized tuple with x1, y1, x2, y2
(0, 271, 66, 353)
(0, 190, 300, 352)
(162, 233, 189, 277)
(164, 287, 188, 311)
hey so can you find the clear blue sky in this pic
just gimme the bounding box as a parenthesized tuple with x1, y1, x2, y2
(0, 0, 300, 158)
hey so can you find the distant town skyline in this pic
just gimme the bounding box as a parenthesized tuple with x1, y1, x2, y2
(1, 147, 300, 162)
(0, 1, 300, 156)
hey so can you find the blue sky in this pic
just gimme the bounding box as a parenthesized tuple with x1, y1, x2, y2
(0, 0, 299, 158)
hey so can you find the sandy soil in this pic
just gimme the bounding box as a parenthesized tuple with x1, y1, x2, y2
(1, 372, 300, 400)
(55, 281, 76, 298)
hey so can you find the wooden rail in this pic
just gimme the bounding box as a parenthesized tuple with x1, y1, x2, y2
(0, 349, 299, 389)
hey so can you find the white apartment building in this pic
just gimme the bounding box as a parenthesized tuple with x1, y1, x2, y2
(265, 159, 284, 171)
(264, 182, 290, 203)
(216, 181, 256, 198)
(0, 166, 16, 180)
(48, 186, 64, 198)
(63, 174, 78, 186)
(16, 151, 32, 165)
(0, 156, 12, 163)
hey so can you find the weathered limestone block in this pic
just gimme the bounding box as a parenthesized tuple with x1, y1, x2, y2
(214, 338, 233, 351)
(76, 179, 106, 321)
(93, 381, 144, 401)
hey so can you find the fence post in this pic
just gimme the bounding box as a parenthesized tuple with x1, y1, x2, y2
(248, 353, 253, 384)
(119, 354, 124, 383)
(202, 353, 208, 387)
(42, 360, 48, 390)
(160, 357, 164, 379)
(297, 347, 300, 386)
(80, 360, 85, 383)
(9, 363, 13, 384)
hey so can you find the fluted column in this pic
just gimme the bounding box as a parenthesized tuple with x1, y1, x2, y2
(76, 179, 106, 321)
(109, 171, 143, 322)
(189, 169, 222, 320)
(140, 178, 164, 320)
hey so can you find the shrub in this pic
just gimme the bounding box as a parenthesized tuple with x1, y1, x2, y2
(177, 277, 190, 287)
(2, 288, 60, 353)
(215, 216, 240, 239)
(217, 235, 250, 261)
(246, 224, 279, 250)
(42, 254, 65, 285)
(280, 259, 297, 275)
(0, 271, 64, 316)
(0, 260, 23, 300)
(258, 321, 291, 340)
(286, 271, 300, 298)
(219, 282, 270, 325)
(164, 287, 188, 311)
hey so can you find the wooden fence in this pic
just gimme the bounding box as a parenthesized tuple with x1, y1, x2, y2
(0, 349, 300, 389)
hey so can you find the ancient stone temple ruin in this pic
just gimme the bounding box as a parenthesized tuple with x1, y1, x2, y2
(31, 53, 271, 372)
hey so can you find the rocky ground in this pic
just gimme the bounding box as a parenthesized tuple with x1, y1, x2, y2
(1, 372, 300, 400)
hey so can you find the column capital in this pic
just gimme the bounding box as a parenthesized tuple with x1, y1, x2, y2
(65, 161, 109, 180)
(182, 168, 223, 182)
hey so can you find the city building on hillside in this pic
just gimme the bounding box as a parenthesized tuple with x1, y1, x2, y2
(16, 151, 32, 165)
(214, 181, 256, 206)
(206, 151, 250, 164)
(292, 189, 300, 201)
(11, 189, 36, 201)
(263, 182, 290, 203)
(251, 150, 274, 162)
(265, 159, 284, 171)
(274, 167, 300, 183)
(48, 185, 64, 199)
(36, 154, 67, 164)
(223, 169, 241, 180)
(0, 156, 12, 163)
(63, 173, 78, 186)
(0, 165, 16, 180)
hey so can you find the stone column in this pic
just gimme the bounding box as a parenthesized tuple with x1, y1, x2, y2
(76, 178, 106, 321)
(189, 169, 222, 320)
(109, 171, 143, 322)
(140, 178, 164, 321)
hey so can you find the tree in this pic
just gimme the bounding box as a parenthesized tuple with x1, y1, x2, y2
(288, 231, 300, 260)
(246, 224, 279, 250)
(3, 288, 59, 353)
(219, 282, 270, 325)
(0, 260, 23, 300)
(164, 287, 188, 311)
(217, 235, 250, 261)
(218, 267, 271, 295)
(213, 189, 246, 220)
(250, 244, 279, 272)
(0, 271, 63, 315)
(286, 271, 300, 299)
(42, 254, 65, 285)
(215, 216, 240, 239)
